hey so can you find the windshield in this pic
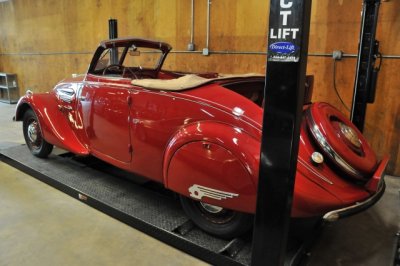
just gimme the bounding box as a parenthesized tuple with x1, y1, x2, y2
(94, 46, 163, 72)
(88, 38, 172, 77)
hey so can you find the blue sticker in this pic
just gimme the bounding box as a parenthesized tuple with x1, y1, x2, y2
(269, 42, 298, 54)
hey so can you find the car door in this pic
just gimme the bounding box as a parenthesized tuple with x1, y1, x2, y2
(77, 75, 132, 164)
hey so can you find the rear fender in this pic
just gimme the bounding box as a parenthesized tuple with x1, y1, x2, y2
(15, 93, 88, 155)
(163, 121, 259, 213)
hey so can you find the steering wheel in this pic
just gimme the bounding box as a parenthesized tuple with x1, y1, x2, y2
(122, 67, 138, 79)
(102, 64, 124, 75)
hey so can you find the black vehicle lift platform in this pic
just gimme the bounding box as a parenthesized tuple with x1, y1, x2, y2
(0, 145, 322, 266)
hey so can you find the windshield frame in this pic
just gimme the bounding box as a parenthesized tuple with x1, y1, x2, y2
(87, 37, 172, 76)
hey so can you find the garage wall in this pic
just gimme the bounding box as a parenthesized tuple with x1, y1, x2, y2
(0, 0, 399, 175)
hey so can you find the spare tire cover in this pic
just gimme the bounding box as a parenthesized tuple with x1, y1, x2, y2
(306, 102, 377, 179)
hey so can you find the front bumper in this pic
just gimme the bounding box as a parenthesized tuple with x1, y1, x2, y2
(323, 155, 389, 222)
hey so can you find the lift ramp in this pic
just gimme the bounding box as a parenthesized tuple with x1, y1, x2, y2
(0, 145, 319, 266)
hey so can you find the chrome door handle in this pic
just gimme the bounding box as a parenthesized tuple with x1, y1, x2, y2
(56, 87, 75, 103)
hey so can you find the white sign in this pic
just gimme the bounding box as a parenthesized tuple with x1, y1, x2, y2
(268, 0, 301, 62)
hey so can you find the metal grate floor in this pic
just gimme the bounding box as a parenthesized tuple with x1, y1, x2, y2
(1, 145, 317, 266)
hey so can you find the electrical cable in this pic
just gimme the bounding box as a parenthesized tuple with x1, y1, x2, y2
(333, 59, 350, 112)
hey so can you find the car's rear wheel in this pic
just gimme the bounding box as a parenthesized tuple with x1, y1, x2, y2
(179, 195, 253, 239)
(23, 109, 53, 158)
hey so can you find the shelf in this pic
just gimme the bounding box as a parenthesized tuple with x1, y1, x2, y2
(0, 85, 17, 89)
(0, 72, 19, 104)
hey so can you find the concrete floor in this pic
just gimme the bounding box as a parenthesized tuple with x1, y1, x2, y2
(308, 175, 400, 265)
(0, 102, 399, 265)
(0, 103, 206, 266)
(0, 162, 207, 266)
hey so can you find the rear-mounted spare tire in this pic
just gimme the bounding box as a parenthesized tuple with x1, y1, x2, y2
(305, 102, 377, 180)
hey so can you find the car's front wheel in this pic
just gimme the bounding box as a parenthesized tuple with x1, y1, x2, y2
(179, 195, 253, 239)
(23, 109, 53, 158)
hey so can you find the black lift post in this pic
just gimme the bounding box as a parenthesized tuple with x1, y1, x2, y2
(251, 0, 312, 265)
(350, 0, 381, 132)
(109, 18, 119, 65)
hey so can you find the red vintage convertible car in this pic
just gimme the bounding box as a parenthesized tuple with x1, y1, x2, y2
(15, 37, 388, 238)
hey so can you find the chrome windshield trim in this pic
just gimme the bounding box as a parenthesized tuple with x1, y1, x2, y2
(305, 110, 364, 179)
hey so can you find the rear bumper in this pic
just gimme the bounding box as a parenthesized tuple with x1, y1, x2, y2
(323, 155, 389, 222)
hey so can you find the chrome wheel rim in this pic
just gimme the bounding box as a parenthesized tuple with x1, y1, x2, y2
(27, 121, 38, 143)
(200, 202, 224, 214)
(26, 119, 42, 149)
(196, 201, 235, 224)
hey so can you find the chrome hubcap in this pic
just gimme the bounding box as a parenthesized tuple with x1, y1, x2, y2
(339, 122, 361, 148)
(200, 202, 224, 214)
(27, 122, 38, 143)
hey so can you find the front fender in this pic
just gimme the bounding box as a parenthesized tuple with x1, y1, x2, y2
(15, 92, 89, 155)
(163, 121, 260, 213)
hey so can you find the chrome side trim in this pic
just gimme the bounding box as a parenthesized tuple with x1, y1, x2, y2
(188, 184, 239, 201)
(298, 158, 333, 185)
(323, 179, 385, 222)
(305, 109, 364, 179)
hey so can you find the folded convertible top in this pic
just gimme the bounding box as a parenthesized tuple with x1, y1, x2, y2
(131, 73, 263, 91)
